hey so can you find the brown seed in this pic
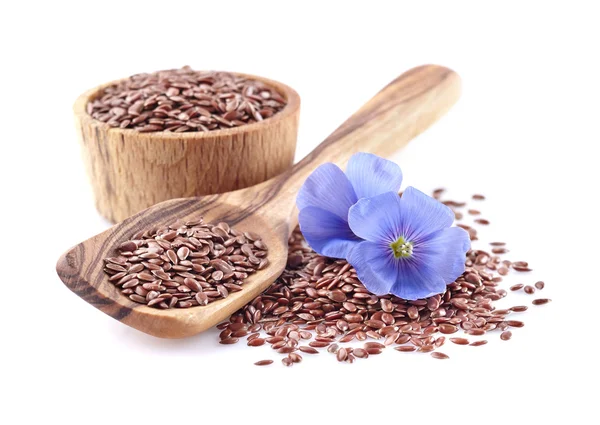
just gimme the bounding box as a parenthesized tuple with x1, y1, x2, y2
(439, 324, 458, 334)
(407, 306, 419, 320)
(327, 290, 347, 302)
(395, 346, 416, 352)
(431, 352, 449, 360)
(254, 360, 273, 366)
(450, 337, 469, 345)
(247, 338, 265, 347)
(219, 337, 239, 345)
(500, 331, 512, 341)
(353, 348, 368, 358)
(511, 305, 528, 312)
(512, 265, 532, 272)
(327, 343, 339, 354)
(510, 284, 524, 291)
(247, 333, 260, 341)
(281, 357, 293, 367)
(129, 294, 147, 304)
(469, 340, 488, 346)
(472, 194, 485, 200)
(524, 285, 535, 294)
(364, 319, 385, 329)
(384, 333, 400, 346)
(289, 353, 303, 363)
(532, 298, 551, 306)
(177, 246, 190, 261)
(364, 342, 385, 350)
(299, 346, 319, 354)
(336, 348, 348, 362)
(535, 281, 545, 290)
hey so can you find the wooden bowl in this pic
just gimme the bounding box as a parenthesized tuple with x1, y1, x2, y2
(73, 73, 300, 223)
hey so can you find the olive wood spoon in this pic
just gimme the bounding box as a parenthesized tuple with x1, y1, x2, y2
(56, 65, 461, 338)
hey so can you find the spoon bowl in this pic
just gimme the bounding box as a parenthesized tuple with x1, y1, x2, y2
(57, 65, 462, 338)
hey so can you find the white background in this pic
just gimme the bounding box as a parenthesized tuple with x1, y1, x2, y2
(1, 1, 598, 424)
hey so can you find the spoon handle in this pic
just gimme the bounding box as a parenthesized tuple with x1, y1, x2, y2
(278, 65, 461, 201)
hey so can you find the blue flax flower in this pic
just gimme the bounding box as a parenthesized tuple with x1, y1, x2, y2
(296, 153, 403, 258)
(347, 187, 470, 300)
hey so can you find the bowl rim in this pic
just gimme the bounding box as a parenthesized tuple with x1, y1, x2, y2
(73, 70, 301, 139)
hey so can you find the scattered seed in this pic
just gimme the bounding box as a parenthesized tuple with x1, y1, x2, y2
(511, 305, 528, 312)
(254, 360, 273, 366)
(535, 281, 545, 290)
(336, 348, 348, 362)
(524, 285, 536, 294)
(327, 343, 339, 354)
(213, 190, 545, 367)
(247, 338, 265, 347)
(395, 346, 416, 352)
(299, 346, 319, 354)
(431, 352, 449, 360)
(353, 348, 368, 358)
(532, 298, 551, 306)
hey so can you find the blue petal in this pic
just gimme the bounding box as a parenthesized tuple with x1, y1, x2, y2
(296, 163, 357, 220)
(391, 260, 447, 300)
(397, 187, 455, 242)
(345, 153, 403, 199)
(298, 207, 362, 258)
(416, 227, 470, 283)
(347, 241, 397, 295)
(348, 191, 403, 243)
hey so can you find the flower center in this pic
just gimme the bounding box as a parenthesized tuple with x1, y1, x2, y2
(390, 236, 413, 259)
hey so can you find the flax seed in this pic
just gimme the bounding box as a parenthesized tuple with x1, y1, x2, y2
(215, 190, 545, 367)
(88, 67, 287, 132)
(103, 216, 267, 308)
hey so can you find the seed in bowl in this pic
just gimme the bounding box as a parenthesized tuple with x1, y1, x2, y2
(87, 66, 287, 132)
(102, 217, 268, 309)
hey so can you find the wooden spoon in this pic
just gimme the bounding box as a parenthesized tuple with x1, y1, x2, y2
(56, 65, 461, 338)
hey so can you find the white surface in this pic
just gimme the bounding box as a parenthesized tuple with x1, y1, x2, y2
(1, 1, 598, 424)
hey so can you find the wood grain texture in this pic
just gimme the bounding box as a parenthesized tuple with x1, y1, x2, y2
(58, 65, 461, 338)
(74, 73, 301, 223)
